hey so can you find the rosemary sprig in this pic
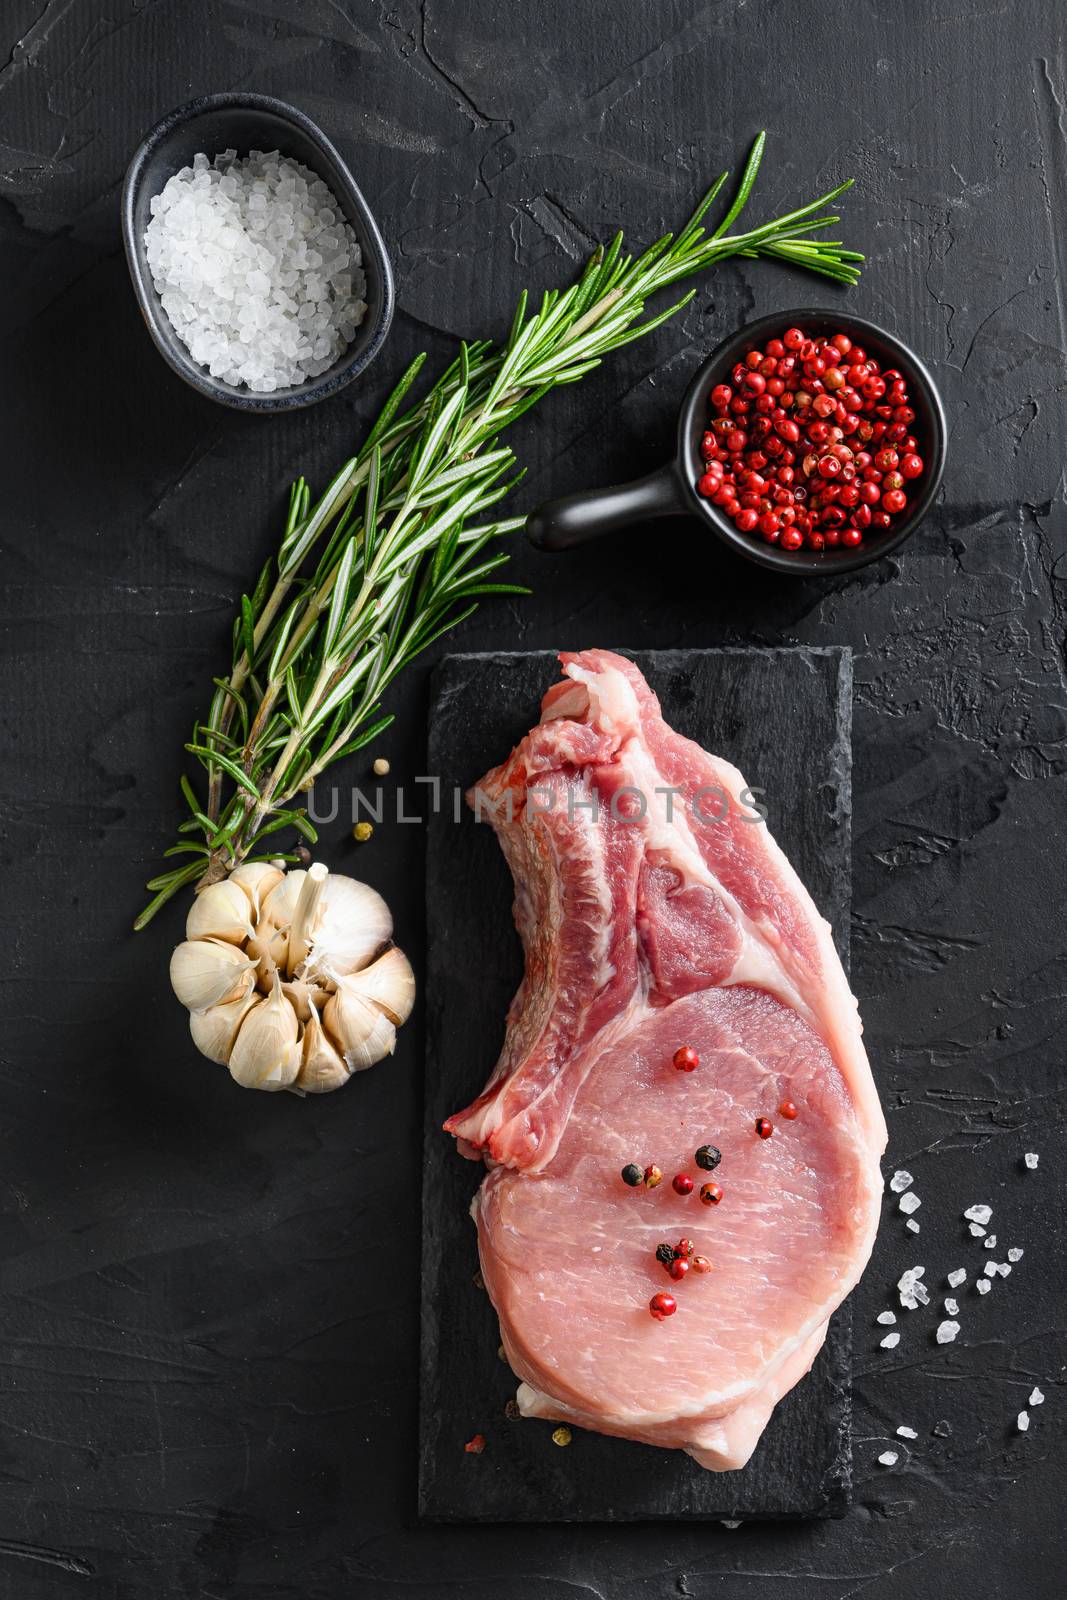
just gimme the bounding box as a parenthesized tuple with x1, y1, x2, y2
(135, 134, 864, 929)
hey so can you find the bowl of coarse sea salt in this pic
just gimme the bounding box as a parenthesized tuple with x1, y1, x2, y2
(122, 93, 394, 411)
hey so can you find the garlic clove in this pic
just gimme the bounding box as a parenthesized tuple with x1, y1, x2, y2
(171, 938, 258, 1013)
(228, 975, 301, 1091)
(185, 880, 255, 945)
(324, 977, 397, 1072)
(189, 988, 259, 1064)
(302, 873, 393, 982)
(228, 861, 285, 919)
(259, 869, 307, 931)
(338, 945, 416, 1027)
(296, 1001, 350, 1093)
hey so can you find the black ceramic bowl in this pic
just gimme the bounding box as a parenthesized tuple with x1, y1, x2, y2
(526, 310, 947, 575)
(122, 93, 394, 412)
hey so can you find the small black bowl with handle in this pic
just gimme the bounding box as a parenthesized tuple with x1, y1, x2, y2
(526, 310, 946, 575)
(122, 92, 394, 413)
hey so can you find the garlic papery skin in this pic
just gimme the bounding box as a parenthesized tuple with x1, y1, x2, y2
(228, 976, 301, 1092)
(323, 977, 397, 1072)
(228, 861, 285, 919)
(170, 859, 413, 1094)
(297, 1002, 350, 1093)
(185, 880, 255, 946)
(302, 874, 393, 982)
(332, 946, 415, 1028)
(190, 989, 259, 1065)
(171, 938, 258, 1012)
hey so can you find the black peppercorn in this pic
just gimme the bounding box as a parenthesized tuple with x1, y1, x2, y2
(655, 1242, 676, 1265)
(695, 1144, 722, 1171)
(621, 1163, 643, 1187)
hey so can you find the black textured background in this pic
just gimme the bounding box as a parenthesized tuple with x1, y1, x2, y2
(421, 649, 853, 1523)
(0, 2, 1064, 1596)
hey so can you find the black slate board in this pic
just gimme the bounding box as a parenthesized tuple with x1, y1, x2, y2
(420, 648, 854, 1523)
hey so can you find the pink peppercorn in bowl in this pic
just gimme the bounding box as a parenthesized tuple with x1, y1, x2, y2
(526, 310, 946, 576)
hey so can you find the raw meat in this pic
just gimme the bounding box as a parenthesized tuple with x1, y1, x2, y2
(444, 650, 885, 1472)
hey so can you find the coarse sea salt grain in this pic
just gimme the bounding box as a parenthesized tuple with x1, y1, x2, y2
(889, 1170, 913, 1193)
(906, 1218, 921, 1233)
(968, 1222, 987, 1238)
(936, 1320, 960, 1344)
(898, 1266, 929, 1309)
(897, 1425, 918, 1439)
(1024, 1152, 1039, 1169)
(945, 1298, 959, 1316)
(984, 1235, 997, 1250)
(976, 1278, 991, 1295)
(1008, 1248, 1024, 1263)
(878, 1450, 899, 1466)
(1029, 1387, 1044, 1406)
(1017, 1410, 1029, 1432)
(948, 1268, 967, 1288)
(899, 1191, 921, 1214)
(145, 149, 369, 392)
(877, 1310, 897, 1325)
(964, 1204, 992, 1225)
(880, 1331, 901, 1349)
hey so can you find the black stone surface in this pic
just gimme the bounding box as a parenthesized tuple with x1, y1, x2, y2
(0, 2, 1065, 1596)
(421, 647, 854, 1522)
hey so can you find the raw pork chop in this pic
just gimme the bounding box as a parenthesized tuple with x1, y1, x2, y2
(445, 651, 885, 1471)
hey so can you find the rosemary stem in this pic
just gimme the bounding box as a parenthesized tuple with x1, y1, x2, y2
(139, 134, 866, 926)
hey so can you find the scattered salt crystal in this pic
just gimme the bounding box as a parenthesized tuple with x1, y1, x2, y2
(936, 1320, 960, 1344)
(1007, 1248, 1023, 1263)
(984, 1261, 998, 1277)
(880, 1331, 901, 1349)
(948, 1268, 967, 1288)
(896, 1425, 918, 1439)
(984, 1235, 997, 1250)
(906, 1218, 921, 1233)
(144, 150, 368, 392)
(877, 1450, 899, 1466)
(877, 1311, 897, 1325)
(897, 1266, 931, 1310)
(976, 1278, 991, 1295)
(899, 1191, 921, 1214)
(1024, 1152, 1039, 1169)
(1029, 1387, 1044, 1406)
(721, 1520, 741, 1529)
(945, 1298, 959, 1316)
(1017, 1410, 1029, 1432)
(964, 1204, 992, 1225)
(968, 1222, 987, 1237)
(889, 1170, 914, 1193)
(996, 1263, 1012, 1278)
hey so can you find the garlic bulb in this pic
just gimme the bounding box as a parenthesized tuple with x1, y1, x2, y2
(170, 859, 413, 1095)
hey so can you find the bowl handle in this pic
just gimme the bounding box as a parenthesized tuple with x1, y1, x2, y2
(525, 462, 686, 551)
